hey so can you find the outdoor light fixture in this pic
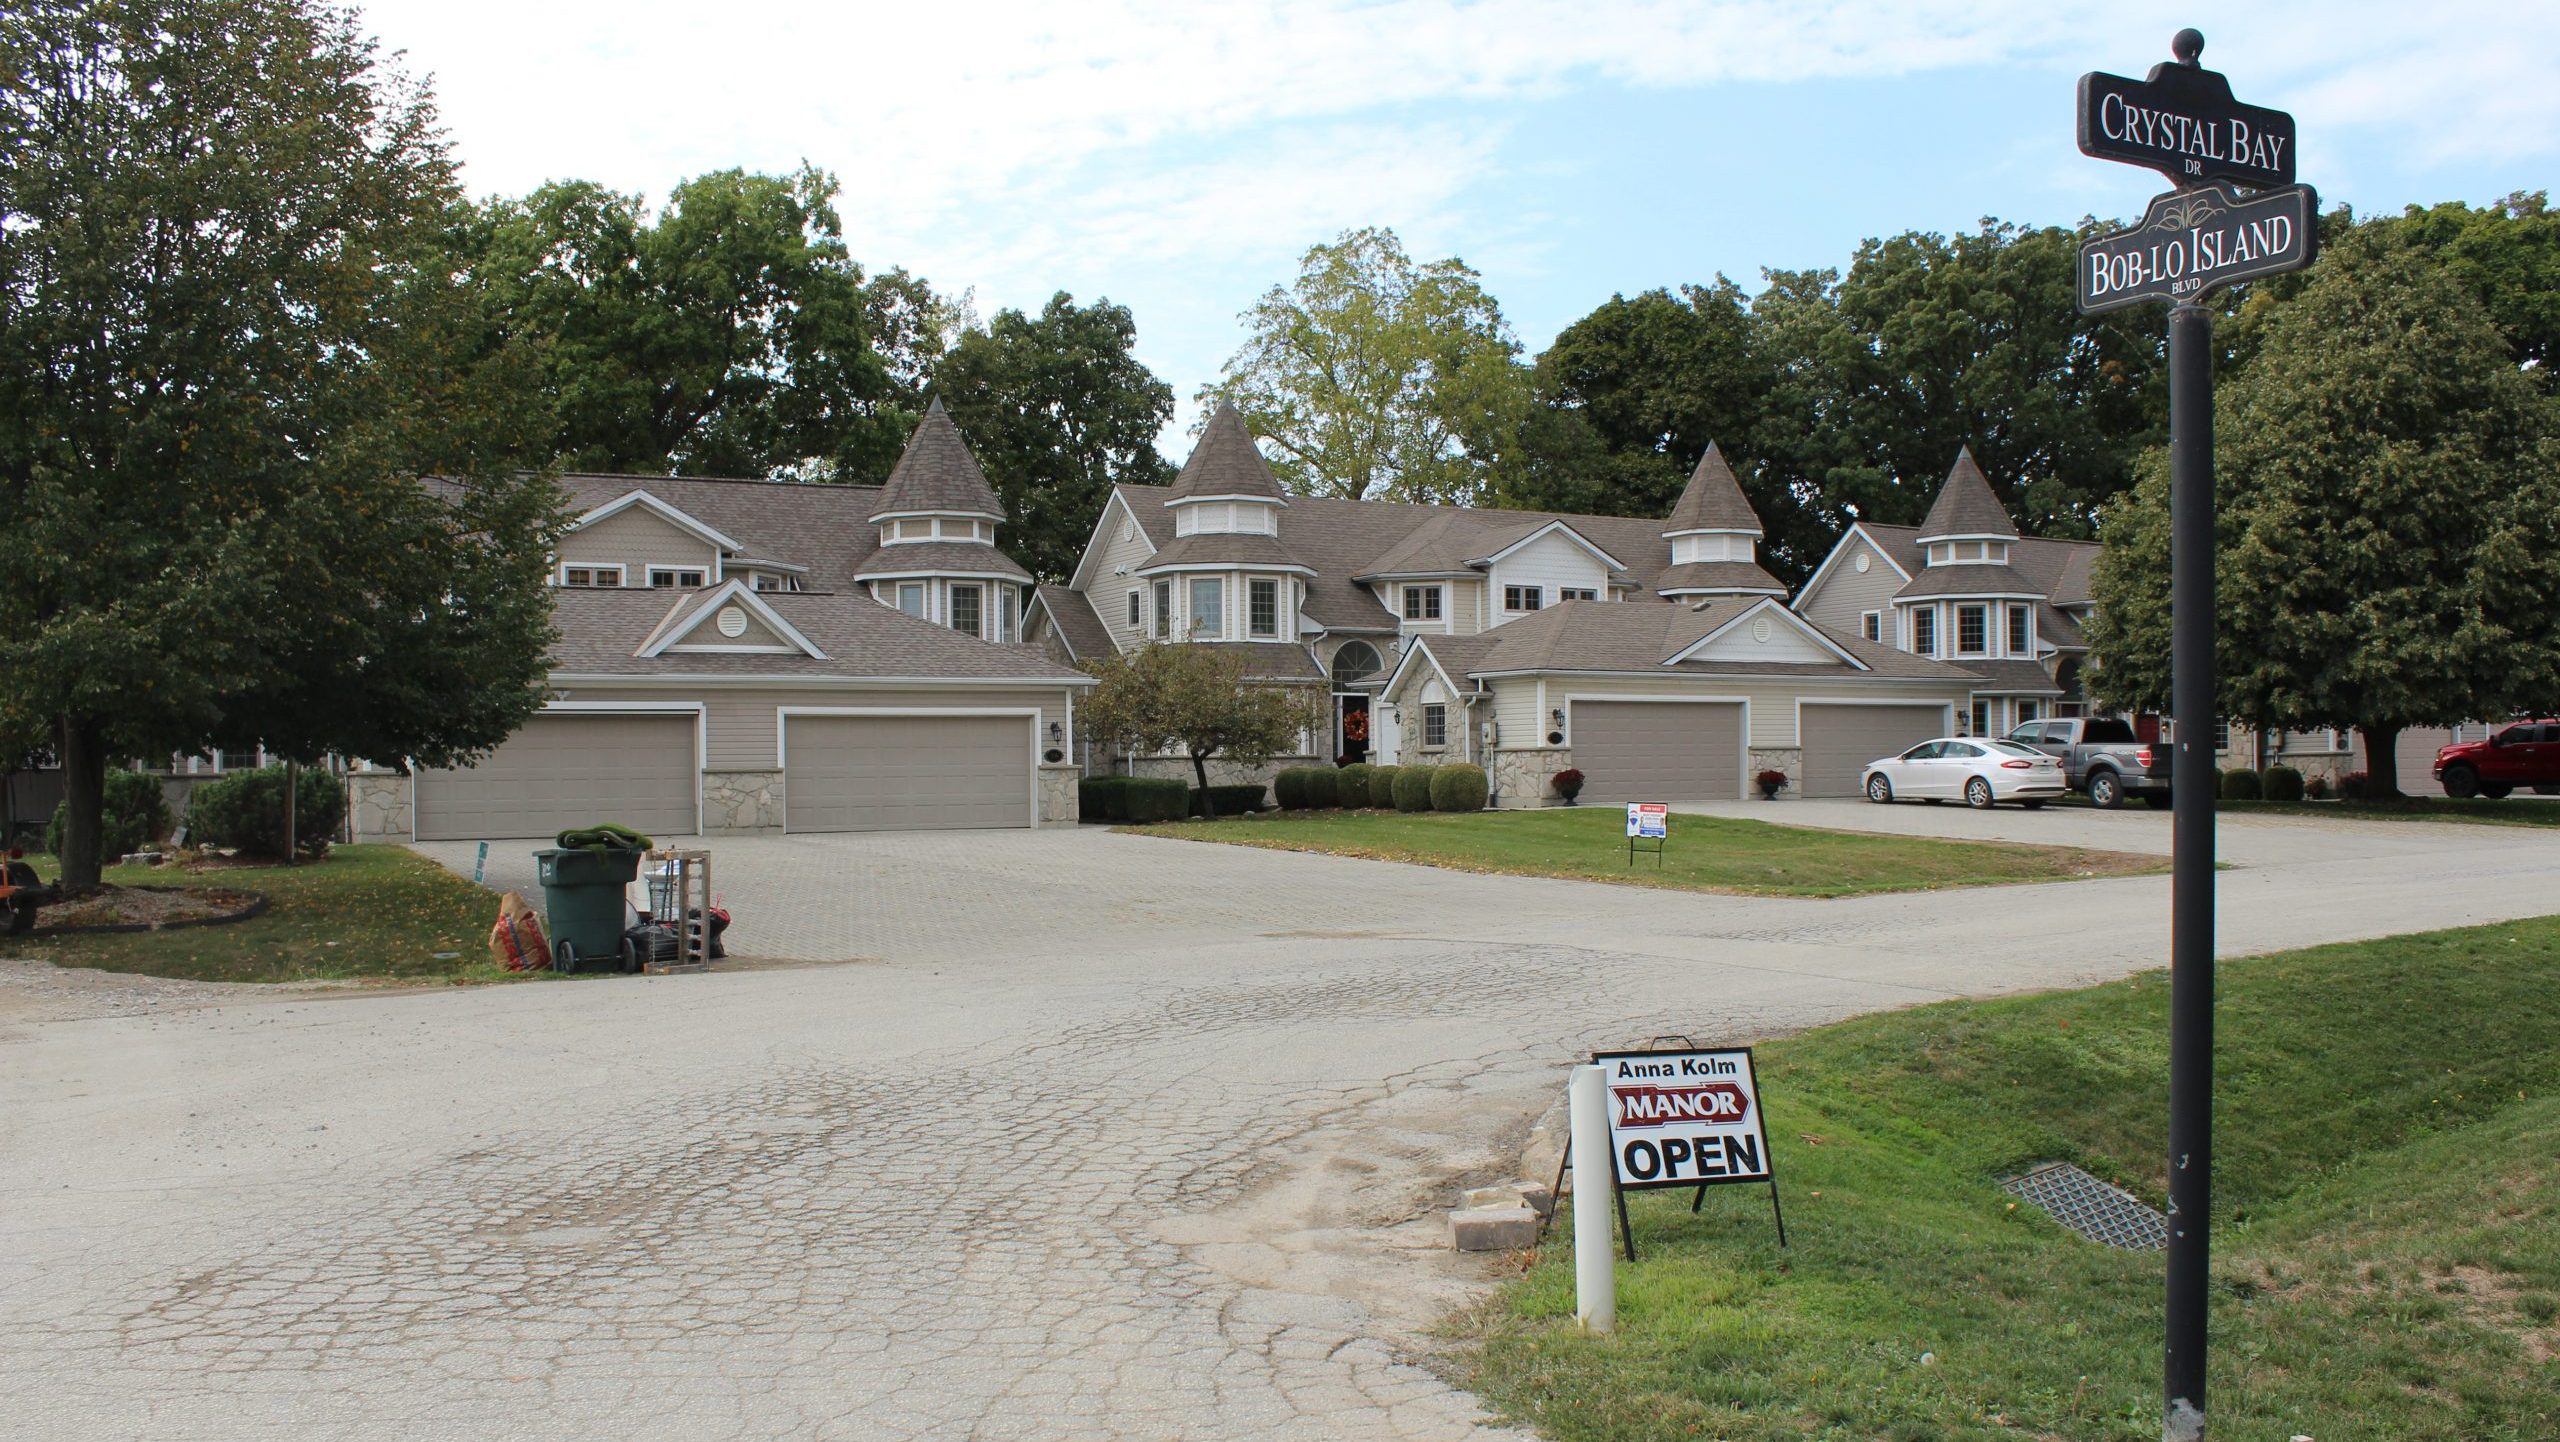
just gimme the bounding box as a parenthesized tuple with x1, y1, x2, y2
(1550, 707, 1565, 727)
(1048, 721, 1062, 743)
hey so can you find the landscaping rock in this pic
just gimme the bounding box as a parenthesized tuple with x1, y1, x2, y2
(1449, 1204, 1539, 1252)
(1460, 1182, 1554, 1218)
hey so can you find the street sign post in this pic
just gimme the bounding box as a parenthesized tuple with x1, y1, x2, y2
(2074, 29, 2315, 1442)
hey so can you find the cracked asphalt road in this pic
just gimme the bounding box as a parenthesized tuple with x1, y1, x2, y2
(7, 811, 2558, 1440)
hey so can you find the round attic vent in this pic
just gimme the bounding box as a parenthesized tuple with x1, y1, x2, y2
(1751, 616, 1774, 644)
(717, 606, 749, 638)
(1855, 551, 1871, 573)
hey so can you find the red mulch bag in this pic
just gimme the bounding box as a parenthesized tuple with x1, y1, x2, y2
(489, 892, 547, 972)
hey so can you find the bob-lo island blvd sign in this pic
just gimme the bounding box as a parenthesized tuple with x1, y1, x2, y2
(2078, 181, 2318, 313)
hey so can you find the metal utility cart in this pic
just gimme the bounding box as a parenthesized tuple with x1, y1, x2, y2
(643, 850, 714, 974)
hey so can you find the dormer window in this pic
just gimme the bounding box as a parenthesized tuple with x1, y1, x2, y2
(561, 564, 623, 588)
(647, 566, 707, 589)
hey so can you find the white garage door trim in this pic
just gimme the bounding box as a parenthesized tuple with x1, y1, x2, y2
(1794, 698, 1957, 799)
(1564, 694, 1752, 801)
(776, 707, 1041, 834)
(410, 701, 706, 840)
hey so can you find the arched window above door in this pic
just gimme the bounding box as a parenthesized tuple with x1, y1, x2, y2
(1331, 640, 1383, 684)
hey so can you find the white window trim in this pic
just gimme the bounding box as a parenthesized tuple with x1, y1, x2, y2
(1503, 584, 1544, 613)
(895, 581, 928, 619)
(1558, 587, 1600, 603)
(647, 565, 709, 589)
(1402, 584, 1445, 623)
(1421, 702, 1449, 750)
(949, 582, 985, 638)
(1955, 603, 1990, 657)
(560, 563, 627, 588)
(1188, 575, 1226, 639)
(1860, 609, 1882, 642)
(1247, 577, 1281, 639)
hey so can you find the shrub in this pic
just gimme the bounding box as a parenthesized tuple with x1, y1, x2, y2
(1392, 766, 1436, 812)
(1429, 763, 1489, 812)
(1336, 763, 1374, 808)
(185, 765, 343, 858)
(2334, 769, 2369, 802)
(1077, 776, 1121, 821)
(2220, 768, 2263, 801)
(1551, 767, 1584, 802)
(1121, 777, 1191, 823)
(1367, 765, 1402, 808)
(2303, 772, 2332, 801)
(1189, 784, 1267, 817)
(1303, 766, 1341, 809)
(45, 768, 174, 858)
(1273, 768, 1311, 810)
(2264, 764, 2307, 802)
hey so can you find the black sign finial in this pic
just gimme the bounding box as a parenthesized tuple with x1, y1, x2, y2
(2171, 28, 2204, 66)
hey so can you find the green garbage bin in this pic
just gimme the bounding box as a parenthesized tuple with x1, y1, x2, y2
(533, 846, 644, 972)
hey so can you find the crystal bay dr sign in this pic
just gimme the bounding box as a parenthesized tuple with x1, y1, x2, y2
(2077, 63, 2295, 189)
(2078, 182, 2319, 314)
(1592, 1047, 1774, 1190)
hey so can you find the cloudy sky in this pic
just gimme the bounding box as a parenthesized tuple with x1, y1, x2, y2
(358, 0, 2560, 436)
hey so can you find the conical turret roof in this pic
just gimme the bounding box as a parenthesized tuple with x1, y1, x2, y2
(1662, 442, 1763, 535)
(1915, 448, 2018, 541)
(870, 398, 1006, 523)
(1168, 402, 1288, 503)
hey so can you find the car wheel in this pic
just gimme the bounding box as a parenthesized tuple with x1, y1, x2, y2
(1865, 773, 1894, 804)
(2144, 793, 2173, 810)
(2088, 770, 2124, 809)
(1965, 777, 1994, 809)
(2441, 764, 2480, 799)
(2482, 784, 2513, 800)
(2021, 800, 2046, 811)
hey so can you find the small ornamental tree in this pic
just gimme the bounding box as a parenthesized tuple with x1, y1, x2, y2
(1078, 645, 1323, 813)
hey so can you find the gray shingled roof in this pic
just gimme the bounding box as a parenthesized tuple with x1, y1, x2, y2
(1191, 641, 1326, 682)
(854, 540, 1032, 583)
(557, 473, 882, 592)
(1653, 560, 1788, 595)
(546, 588, 1088, 682)
(1408, 599, 1980, 682)
(1953, 658, 2064, 695)
(1915, 449, 2020, 540)
(1167, 402, 1287, 501)
(1032, 585, 1112, 663)
(1133, 532, 1312, 575)
(1895, 562, 2044, 599)
(1663, 443, 1764, 535)
(870, 399, 1007, 522)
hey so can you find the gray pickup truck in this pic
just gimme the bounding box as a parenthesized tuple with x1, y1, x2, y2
(2003, 717, 2173, 808)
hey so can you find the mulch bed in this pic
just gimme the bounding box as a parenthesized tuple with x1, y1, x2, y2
(26, 885, 268, 936)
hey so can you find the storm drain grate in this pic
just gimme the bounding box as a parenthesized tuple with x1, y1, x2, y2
(2001, 1162, 2167, 1250)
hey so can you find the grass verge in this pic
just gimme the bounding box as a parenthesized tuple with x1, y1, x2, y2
(11, 844, 524, 984)
(1462, 915, 2560, 1441)
(2218, 795, 2560, 828)
(1136, 806, 2162, 898)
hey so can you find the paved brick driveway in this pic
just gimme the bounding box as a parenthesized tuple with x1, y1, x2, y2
(7, 817, 2558, 1440)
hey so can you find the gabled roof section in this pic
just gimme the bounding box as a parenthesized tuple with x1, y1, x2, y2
(572, 488, 746, 554)
(1916, 448, 2020, 542)
(1067, 488, 1160, 592)
(1663, 443, 1764, 536)
(1467, 517, 1629, 573)
(636, 579, 827, 659)
(1167, 402, 1288, 503)
(1664, 596, 1866, 669)
(1029, 585, 1112, 664)
(870, 398, 1007, 523)
(1381, 632, 1495, 702)
(548, 588, 1090, 684)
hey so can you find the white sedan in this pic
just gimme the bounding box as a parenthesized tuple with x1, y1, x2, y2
(1863, 738, 2067, 809)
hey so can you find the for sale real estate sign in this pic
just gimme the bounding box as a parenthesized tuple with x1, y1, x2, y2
(1592, 1047, 1773, 1191)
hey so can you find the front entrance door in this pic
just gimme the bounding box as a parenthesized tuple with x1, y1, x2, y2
(1336, 693, 1372, 765)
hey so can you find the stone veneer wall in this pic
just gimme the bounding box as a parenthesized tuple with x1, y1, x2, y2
(349, 772, 411, 840)
(703, 770, 783, 833)
(1751, 748, 1803, 799)
(1488, 746, 1572, 809)
(1040, 764, 1080, 826)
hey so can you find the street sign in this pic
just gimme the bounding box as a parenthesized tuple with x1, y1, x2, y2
(1624, 803, 1667, 839)
(2077, 35, 2295, 189)
(1593, 1047, 1774, 1191)
(2078, 182, 2318, 314)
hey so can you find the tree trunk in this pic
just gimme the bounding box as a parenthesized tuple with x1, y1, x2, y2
(56, 718, 108, 891)
(1192, 751, 1214, 817)
(284, 758, 299, 864)
(2362, 725, 2403, 800)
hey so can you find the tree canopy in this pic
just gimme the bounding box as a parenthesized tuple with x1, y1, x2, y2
(1077, 645, 1322, 793)
(0, 0, 560, 885)
(932, 293, 1173, 583)
(2084, 230, 2560, 795)
(1205, 227, 1530, 504)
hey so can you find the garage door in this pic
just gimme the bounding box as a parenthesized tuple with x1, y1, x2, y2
(1571, 701, 1743, 803)
(415, 713, 697, 841)
(785, 714, 1030, 833)
(1800, 703, 1949, 798)
(2387, 728, 2452, 795)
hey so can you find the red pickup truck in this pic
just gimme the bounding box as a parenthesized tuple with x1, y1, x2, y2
(2435, 720, 2560, 799)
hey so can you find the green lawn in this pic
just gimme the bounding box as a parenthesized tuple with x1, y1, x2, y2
(2219, 795, 2560, 828)
(1139, 806, 2163, 898)
(1462, 915, 2560, 1442)
(12, 844, 527, 984)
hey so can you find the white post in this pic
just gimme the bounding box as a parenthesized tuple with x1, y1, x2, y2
(1569, 1063, 1616, 1335)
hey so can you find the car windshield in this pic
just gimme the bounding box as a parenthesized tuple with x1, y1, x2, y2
(1987, 740, 2043, 757)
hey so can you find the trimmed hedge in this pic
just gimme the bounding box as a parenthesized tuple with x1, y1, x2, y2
(1273, 768, 1311, 810)
(45, 768, 173, 858)
(1190, 784, 1267, 817)
(1078, 776, 1122, 821)
(1336, 763, 1375, 809)
(1122, 777, 1191, 823)
(2264, 765, 2306, 802)
(1304, 767, 1341, 809)
(2220, 767, 2264, 801)
(1392, 766, 1436, 812)
(185, 765, 343, 858)
(1367, 765, 1402, 808)
(1429, 763, 1489, 812)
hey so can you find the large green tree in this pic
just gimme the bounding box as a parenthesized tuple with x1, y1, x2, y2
(1205, 227, 1531, 503)
(2084, 231, 2560, 797)
(0, 0, 561, 887)
(465, 166, 950, 482)
(932, 293, 1173, 582)
(1077, 644, 1322, 797)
